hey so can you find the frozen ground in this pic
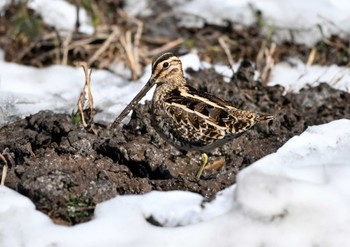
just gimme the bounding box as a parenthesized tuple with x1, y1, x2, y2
(1, 0, 350, 246)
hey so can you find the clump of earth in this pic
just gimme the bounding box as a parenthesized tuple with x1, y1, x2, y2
(1, 60, 349, 225)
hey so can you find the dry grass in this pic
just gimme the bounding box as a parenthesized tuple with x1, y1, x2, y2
(0, 0, 349, 84)
(0, 152, 8, 186)
(76, 62, 94, 127)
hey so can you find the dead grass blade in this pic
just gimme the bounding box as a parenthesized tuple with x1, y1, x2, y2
(0, 153, 8, 186)
(306, 47, 317, 66)
(256, 41, 276, 85)
(218, 36, 234, 67)
(88, 26, 120, 66)
(118, 10, 144, 81)
(146, 38, 184, 57)
(75, 62, 95, 130)
(62, 32, 73, 65)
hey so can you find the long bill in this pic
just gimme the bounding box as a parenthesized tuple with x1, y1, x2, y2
(111, 79, 155, 129)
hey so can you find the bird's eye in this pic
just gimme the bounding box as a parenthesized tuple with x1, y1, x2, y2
(163, 62, 169, 68)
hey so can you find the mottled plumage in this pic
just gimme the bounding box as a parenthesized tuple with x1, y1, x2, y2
(152, 84, 272, 152)
(113, 52, 273, 153)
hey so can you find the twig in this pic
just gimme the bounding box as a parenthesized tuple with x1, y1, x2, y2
(77, 62, 94, 128)
(323, 38, 348, 50)
(16, 32, 57, 62)
(146, 38, 184, 57)
(88, 26, 119, 65)
(0, 153, 8, 186)
(120, 30, 138, 80)
(117, 9, 143, 81)
(67, 35, 109, 50)
(54, 29, 62, 64)
(306, 47, 317, 66)
(256, 42, 276, 85)
(133, 19, 143, 77)
(218, 36, 234, 67)
(62, 32, 73, 65)
(88, 69, 94, 121)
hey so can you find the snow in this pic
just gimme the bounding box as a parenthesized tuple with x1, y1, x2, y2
(269, 58, 350, 92)
(0, 0, 93, 35)
(0, 0, 9, 11)
(0, 56, 125, 125)
(27, 0, 94, 35)
(1, 120, 350, 246)
(1, 0, 350, 246)
(125, 0, 350, 46)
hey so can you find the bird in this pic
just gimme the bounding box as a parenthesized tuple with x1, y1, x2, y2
(112, 52, 273, 179)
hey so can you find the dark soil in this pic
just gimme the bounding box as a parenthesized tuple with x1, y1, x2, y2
(1, 60, 350, 225)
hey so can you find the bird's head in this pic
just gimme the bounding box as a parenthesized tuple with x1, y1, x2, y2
(112, 52, 184, 126)
(149, 52, 185, 85)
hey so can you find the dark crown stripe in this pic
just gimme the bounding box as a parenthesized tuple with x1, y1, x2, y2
(152, 52, 175, 73)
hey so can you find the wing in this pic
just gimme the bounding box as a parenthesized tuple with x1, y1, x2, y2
(164, 86, 258, 136)
(163, 86, 231, 138)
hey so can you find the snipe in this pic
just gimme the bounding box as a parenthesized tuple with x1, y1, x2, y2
(112, 52, 273, 178)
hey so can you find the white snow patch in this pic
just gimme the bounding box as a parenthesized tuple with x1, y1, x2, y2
(0, 57, 136, 126)
(28, 0, 93, 35)
(0, 0, 94, 34)
(123, 0, 152, 17)
(269, 58, 350, 92)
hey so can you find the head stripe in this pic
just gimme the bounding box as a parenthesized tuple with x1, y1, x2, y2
(152, 52, 175, 73)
